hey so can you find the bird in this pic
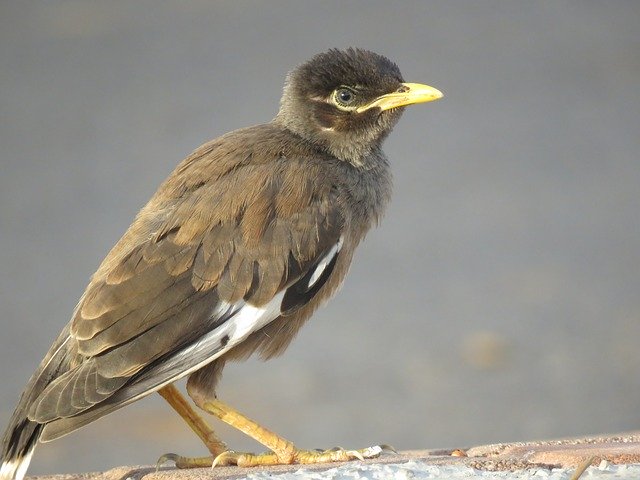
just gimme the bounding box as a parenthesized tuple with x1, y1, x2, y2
(0, 47, 442, 478)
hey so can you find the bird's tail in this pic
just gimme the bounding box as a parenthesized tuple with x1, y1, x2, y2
(1, 328, 71, 480)
(0, 416, 42, 480)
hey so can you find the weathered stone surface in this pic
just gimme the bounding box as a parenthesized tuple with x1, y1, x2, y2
(27, 432, 640, 480)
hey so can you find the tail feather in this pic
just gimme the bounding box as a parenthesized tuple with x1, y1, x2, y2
(1, 327, 72, 480)
(0, 419, 41, 480)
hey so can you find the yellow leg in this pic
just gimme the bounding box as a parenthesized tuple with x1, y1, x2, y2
(157, 389, 389, 469)
(204, 398, 295, 464)
(157, 384, 227, 456)
(202, 398, 388, 467)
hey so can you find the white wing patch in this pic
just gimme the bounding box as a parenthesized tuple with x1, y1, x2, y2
(227, 290, 286, 343)
(144, 238, 343, 383)
(182, 289, 286, 370)
(94, 291, 288, 411)
(308, 236, 343, 289)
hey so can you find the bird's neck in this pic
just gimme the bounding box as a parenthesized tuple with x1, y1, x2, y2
(273, 114, 383, 169)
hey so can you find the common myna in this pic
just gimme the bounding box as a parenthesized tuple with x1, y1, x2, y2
(1, 48, 442, 478)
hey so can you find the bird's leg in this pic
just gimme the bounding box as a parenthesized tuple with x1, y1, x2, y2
(158, 360, 387, 468)
(202, 398, 386, 467)
(157, 389, 387, 468)
(157, 384, 228, 457)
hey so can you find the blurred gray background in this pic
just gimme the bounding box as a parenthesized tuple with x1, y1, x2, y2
(1, 1, 639, 476)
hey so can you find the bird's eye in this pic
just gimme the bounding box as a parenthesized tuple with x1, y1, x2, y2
(333, 88, 357, 108)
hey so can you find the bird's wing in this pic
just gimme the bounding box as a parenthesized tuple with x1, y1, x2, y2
(28, 135, 344, 435)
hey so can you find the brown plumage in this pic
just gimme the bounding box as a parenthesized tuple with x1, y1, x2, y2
(1, 48, 442, 478)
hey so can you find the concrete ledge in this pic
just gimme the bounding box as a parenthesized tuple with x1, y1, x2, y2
(29, 432, 640, 480)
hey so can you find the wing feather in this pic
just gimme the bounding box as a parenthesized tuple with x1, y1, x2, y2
(76, 275, 194, 356)
(39, 239, 343, 441)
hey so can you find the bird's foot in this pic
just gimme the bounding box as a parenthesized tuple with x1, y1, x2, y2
(212, 444, 393, 467)
(157, 444, 393, 469)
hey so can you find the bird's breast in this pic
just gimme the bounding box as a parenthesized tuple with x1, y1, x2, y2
(332, 155, 393, 235)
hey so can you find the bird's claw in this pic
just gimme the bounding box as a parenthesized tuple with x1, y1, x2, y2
(156, 452, 214, 469)
(211, 450, 243, 468)
(156, 453, 179, 472)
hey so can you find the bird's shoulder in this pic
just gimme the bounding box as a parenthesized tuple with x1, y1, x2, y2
(154, 123, 332, 198)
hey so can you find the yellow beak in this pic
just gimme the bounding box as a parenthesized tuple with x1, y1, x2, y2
(357, 82, 443, 113)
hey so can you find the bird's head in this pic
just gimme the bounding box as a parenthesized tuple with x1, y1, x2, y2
(275, 48, 442, 166)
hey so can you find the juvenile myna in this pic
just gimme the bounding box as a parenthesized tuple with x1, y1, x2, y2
(1, 48, 442, 478)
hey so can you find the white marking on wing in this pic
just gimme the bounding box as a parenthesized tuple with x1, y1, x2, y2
(308, 236, 344, 289)
(228, 290, 285, 342)
(94, 291, 286, 409)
